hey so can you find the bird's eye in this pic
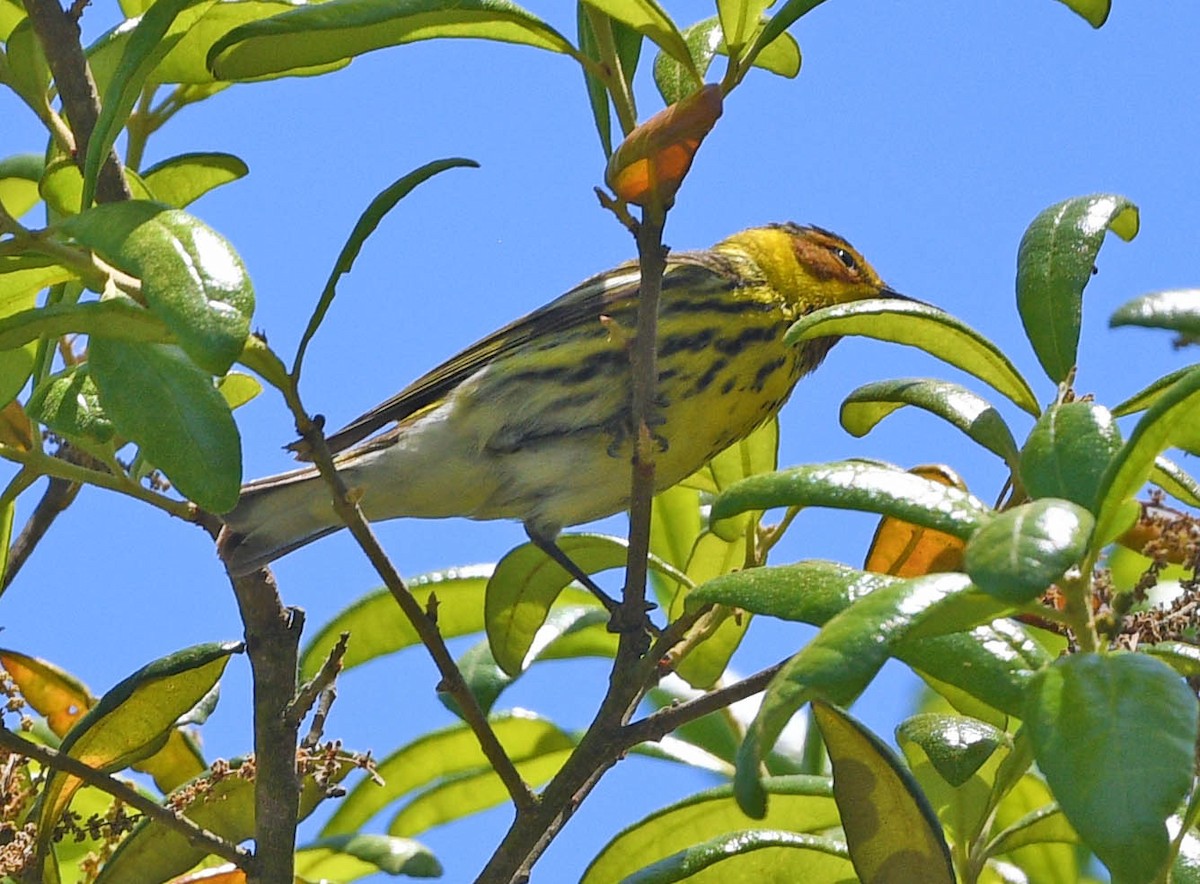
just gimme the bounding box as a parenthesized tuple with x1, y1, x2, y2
(832, 247, 858, 272)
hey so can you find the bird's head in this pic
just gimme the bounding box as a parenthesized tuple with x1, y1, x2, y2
(719, 223, 909, 317)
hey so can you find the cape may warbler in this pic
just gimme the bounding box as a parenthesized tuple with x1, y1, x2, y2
(219, 224, 903, 576)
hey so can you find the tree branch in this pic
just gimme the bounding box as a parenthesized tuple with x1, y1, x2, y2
(293, 414, 536, 815)
(20, 0, 130, 204)
(0, 724, 250, 870)
(226, 566, 304, 884)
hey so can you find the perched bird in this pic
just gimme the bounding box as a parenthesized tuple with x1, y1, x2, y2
(219, 223, 904, 577)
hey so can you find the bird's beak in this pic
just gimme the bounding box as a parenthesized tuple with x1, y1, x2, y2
(882, 287, 932, 307)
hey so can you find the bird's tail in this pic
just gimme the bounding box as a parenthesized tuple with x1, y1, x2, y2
(217, 466, 342, 576)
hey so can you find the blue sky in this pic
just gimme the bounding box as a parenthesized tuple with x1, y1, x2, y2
(3, 1, 1198, 880)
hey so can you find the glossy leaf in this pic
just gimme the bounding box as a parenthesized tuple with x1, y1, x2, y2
(1026, 653, 1198, 882)
(294, 833, 442, 880)
(96, 753, 352, 883)
(864, 465, 968, 578)
(1019, 401, 1121, 511)
(1016, 193, 1138, 383)
(712, 460, 992, 539)
(652, 15, 800, 106)
(294, 157, 478, 376)
(606, 83, 722, 207)
(1094, 365, 1200, 547)
(786, 298, 1040, 416)
(89, 340, 242, 511)
(965, 499, 1093, 604)
(64, 201, 254, 375)
(0, 648, 94, 735)
(38, 642, 240, 851)
(322, 711, 572, 836)
(734, 571, 978, 816)
(82, 0, 214, 207)
(620, 830, 850, 883)
(581, 775, 842, 884)
(896, 713, 1007, 788)
(1150, 456, 1200, 508)
(813, 702, 954, 883)
(1111, 364, 1198, 418)
(142, 152, 249, 208)
(841, 377, 1020, 466)
(485, 533, 682, 675)
(1111, 288, 1200, 342)
(208, 0, 577, 81)
(28, 365, 116, 446)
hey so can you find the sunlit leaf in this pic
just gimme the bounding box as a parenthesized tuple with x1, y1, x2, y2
(295, 833, 442, 880)
(208, 0, 577, 81)
(1016, 193, 1138, 383)
(0, 648, 94, 735)
(1019, 402, 1121, 511)
(142, 152, 249, 208)
(619, 830, 850, 883)
(1055, 0, 1109, 27)
(0, 152, 43, 219)
(786, 299, 1040, 416)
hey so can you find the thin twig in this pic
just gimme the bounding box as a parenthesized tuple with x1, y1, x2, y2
(287, 632, 349, 731)
(293, 414, 536, 815)
(3, 477, 79, 590)
(0, 724, 251, 870)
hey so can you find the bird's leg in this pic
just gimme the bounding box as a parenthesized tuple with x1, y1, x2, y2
(525, 528, 658, 636)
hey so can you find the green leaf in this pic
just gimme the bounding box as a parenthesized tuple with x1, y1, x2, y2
(577, 8, 641, 157)
(217, 370, 262, 410)
(1026, 653, 1197, 882)
(986, 801, 1079, 857)
(0, 300, 171, 353)
(37, 642, 240, 851)
(0, 260, 43, 408)
(4, 20, 51, 113)
(38, 150, 155, 217)
(443, 606, 614, 719)
(1019, 402, 1121, 511)
(734, 572, 978, 816)
(63, 201, 254, 375)
(786, 299, 1040, 416)
(485, 533, 684, 676)
(322, 711, 572, 836)
(1142, 641, 1200, 678)
(813, 702, 954, 883)
(0, 152, 43, 219)
(581, 0, 696, 79)
(717, 0, 771, 55)
(152, 0, 351, 83)
(301, 565, 491, 679)
(293, 158, 478, 376)
(712, 460, 993, 538)
(82, 0, 215, 208)
(96, 753, 352, 883)
(841, 378, 1020, 466)
(740, 0, 825, 78)
(653, 16, 721, 106)
(1016, 193, 1138, 383)
(1150, 456, 1200, 508)
(1111, 364, 1199, 418)
(295, 834, 442, 880)
(1057, 0, 1110, 27)
(89, 340, 242, 512)
(964, 499, 1093, 604)
(619, 830, 850, 884)
(1111, 289, 1200, 338)
(141, 152, 249, 208)
(27, 365, 115, 446)
(0, 256, 78, 304)
(208, 0, 577, 81)
(1094, 365, 1200, 547)
(896, 713, 1008, 788)
(582, 775, 844, 884)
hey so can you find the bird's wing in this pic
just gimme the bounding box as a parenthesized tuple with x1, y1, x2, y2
(303, 252, 739, 457)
